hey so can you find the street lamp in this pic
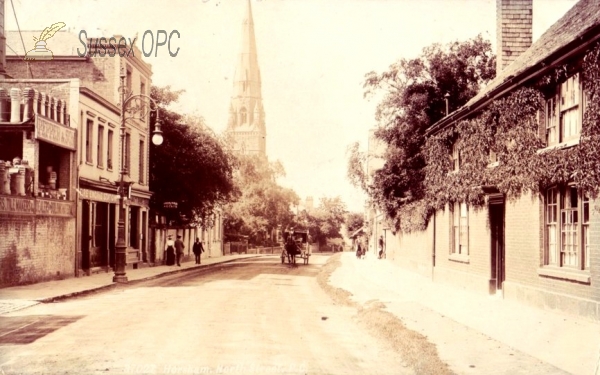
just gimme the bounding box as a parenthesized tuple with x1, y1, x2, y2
(113, 66, 163, 283)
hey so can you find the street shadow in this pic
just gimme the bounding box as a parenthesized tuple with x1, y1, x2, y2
(0, 315, 84, 345)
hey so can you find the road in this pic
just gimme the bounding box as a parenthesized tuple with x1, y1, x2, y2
(0, 255, 412, 375)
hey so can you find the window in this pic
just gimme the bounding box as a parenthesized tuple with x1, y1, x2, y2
(86, 119, 94, 163)
(140, 79, 146, 97)
(107, 129, 114, 170)
(139, 139, 145, 184)
(126, 66, 132, 95)
(97, 125, 104, 167)
(450, 202, 469, 255)
(545, 73, 582, 146)
(125, 132, 131, 175)
(451, 142, 460, 172)
(545, 185, 589, 270)
(240, 107, 247, 124)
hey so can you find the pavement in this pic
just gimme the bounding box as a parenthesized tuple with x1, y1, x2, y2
(330, 251, 600, 375)
(0, 254, 260, 315)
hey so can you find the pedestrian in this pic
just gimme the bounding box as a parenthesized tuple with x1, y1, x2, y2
(192, 237, 205, 264)
(175, 235, 185, 267)
(378, 235, 385, 259)
(165, 235, 175, 266)
(355, 241, 362, 259)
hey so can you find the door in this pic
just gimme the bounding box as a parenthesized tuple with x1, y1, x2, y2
(109, 204, 116, 269)
(490, 202, 505, 292)
(141, 211, 147, 262)
(81, 200, 90, 271)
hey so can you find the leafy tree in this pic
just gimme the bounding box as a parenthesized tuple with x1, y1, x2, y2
(359, 35, 496, 226)
(223, 154, 299, 244)
(149, 86, 236, 225)
(345, 212, 364, 234)
(300, 196, 347, 245)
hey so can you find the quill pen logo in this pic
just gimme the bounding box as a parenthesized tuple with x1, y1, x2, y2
(24, 22, 66, 61)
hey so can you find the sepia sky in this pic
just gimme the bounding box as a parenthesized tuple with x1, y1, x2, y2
(6, 0, 578, 212)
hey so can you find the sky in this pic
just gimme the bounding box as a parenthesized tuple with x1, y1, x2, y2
(5, 0, 579, 212)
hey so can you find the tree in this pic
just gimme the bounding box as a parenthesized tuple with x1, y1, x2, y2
(360, 35, 496, 226)
(301, 196, 347, 245)
(223, 154, 299, 245)
(345, 212, 364, 234)
(149, 86, 236, 225)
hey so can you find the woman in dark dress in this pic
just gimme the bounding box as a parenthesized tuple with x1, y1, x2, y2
(165, 235, 176, 266)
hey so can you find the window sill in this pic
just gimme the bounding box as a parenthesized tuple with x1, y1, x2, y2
(85, 161, 94, 166)
(537, 137, 580, 154)
(537, 267, 590, 283)
(487, 161, 499, 168)
(449, 253, 470, 263)
(97, 165, 104, 170)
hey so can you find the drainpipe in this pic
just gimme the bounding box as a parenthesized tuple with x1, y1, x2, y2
(432, 210, 436, 280)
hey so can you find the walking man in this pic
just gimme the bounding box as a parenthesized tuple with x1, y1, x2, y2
(175, 235, 185, 266)
(192, 237, 205, 264)
(378, 235, 385, 259)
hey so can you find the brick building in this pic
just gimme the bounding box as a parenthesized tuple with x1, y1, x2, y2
(386, 0, 600, 321)
(5, 30, 154, 276)
(0, 80, 77, 287)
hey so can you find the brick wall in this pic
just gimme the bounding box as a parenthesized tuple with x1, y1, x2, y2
(0, 214, 75, 287)
(496, 0, 533, 72)
(7, 59, 118, 107)
(503, 193, 600, 321)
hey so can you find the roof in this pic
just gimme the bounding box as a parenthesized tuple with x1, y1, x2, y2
(6, 31, 83, 57)
(349, 227, 365, 239)
(429, 0, 600, 134)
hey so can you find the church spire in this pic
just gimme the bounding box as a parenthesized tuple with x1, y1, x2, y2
(226, 0, 267, 158)
(233, 0, 262, 99)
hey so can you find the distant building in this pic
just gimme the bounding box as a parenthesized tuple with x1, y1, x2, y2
(225, 0, 267, 158)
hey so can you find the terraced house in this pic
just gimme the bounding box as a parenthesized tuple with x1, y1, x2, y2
(388, 0, 600, 321)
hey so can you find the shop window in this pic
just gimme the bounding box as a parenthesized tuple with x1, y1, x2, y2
(38, 141, 70, 199)
(86, 119, 94, 163)
(97, 125, 104, 168)
(107, 129, 114, 170)
(450, 202, 469, 255)
(545, 185, 589, 270)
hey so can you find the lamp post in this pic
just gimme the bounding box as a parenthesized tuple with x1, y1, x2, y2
(113, 66, 164, 283)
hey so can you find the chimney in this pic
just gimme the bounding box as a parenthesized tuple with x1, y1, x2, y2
(0, 0, 7, 78)
(496, 0, 533, 72)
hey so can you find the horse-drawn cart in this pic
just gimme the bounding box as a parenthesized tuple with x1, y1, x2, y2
(281, 230, 311, 265)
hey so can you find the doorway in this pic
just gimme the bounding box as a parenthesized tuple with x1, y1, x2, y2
(490, 199, 505, 293)
(81, 200, 90, 271)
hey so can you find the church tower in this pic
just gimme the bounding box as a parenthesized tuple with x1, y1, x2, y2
(226, 0, 266, 157)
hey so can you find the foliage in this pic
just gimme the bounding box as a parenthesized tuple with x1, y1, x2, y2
(345, 212, 365, 234)
(346, 142, 368, 193)
(576, 42, 600, 197)
(413, 42, 600, 231)
(299, 197, 348, 245)
(223, 154, 299, 244)
(149, 86, 236, 225)
(360, 35, 496, 229)
(363, 38, 600, 234)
